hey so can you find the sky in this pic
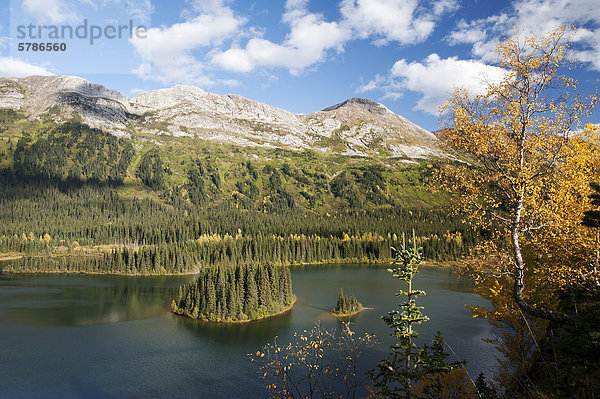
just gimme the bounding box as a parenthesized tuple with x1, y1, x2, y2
(0, 0, 599, 131)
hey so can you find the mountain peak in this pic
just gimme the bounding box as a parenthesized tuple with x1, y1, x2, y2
(0, 74, 445, 159)
(322, 97, 391, 114)
(10, 75, 125, 98)
(129, 84, 208, 111)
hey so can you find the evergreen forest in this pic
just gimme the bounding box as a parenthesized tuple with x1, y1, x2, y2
(172, 263, 294, 322)
(0, 117, 472, 275)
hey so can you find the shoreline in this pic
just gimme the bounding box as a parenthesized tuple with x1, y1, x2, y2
(330, 305, 367, 318)
(172, 295, 297, 324)
(0, 268, 201, 277)
(0, 258, 457, 277)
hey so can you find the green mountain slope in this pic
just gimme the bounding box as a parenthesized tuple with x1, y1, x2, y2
(0, 116, 470, 275)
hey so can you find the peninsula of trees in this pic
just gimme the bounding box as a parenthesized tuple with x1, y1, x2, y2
(171, 263, 294, 323)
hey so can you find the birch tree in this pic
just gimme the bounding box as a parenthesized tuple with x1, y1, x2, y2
(440, 26, 599, 322)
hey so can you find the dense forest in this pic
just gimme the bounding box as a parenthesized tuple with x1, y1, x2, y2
(172, 263, 294, 322)
(11, 122, 134, 184)
(3, 230, 464, 274)
(0, 119, 473, 274)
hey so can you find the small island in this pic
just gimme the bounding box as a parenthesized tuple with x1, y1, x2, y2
(331, 288, 363, 318)
(171, 263, 295, 323)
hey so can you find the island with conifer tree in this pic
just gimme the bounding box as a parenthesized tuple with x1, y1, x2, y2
(171, 263, 295, 323)
(331, 288, 363, 318)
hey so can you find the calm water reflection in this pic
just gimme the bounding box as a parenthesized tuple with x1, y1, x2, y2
(0, 265, 498, 398)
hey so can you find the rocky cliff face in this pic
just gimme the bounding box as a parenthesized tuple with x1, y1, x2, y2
(0, 75, 445, 158)
(305, 98, 441, 158)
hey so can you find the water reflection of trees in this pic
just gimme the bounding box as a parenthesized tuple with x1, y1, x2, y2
(173, 309, 294, 348)
(0, 275, 195, 327)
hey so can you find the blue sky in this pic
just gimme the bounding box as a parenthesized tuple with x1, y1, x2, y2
(0, 0, 599, 131)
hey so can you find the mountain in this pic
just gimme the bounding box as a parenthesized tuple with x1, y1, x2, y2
(0, 75, 444, 159)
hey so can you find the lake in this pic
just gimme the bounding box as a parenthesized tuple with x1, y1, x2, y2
(0, 264, 498, 398)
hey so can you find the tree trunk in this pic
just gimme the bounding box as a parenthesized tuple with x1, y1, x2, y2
(511, 200, 569, 323)
(594, 230, 600, 287)
(406, 278, 412, 399)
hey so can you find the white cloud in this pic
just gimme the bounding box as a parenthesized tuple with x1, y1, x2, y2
(340, 0, 456, 45)
(130, 0, 461, 85)
(513, 0, 600, 34)
(211, 0, 350, 74)
(22, 0, 78, 24)
(571, 28, 600, 70)
(448, 0, 600, 70)
(211, 0, 458, 75)
(431, 0, 459, 16)
(448, 17, 497, 45)
(130, 1, 245, 86)
(0, 57, 53, 77)
(513, 0, 600, 71)
(113, 0, 152, 23)
(187, 0, 232, 14)
(360, 53, 507, 114)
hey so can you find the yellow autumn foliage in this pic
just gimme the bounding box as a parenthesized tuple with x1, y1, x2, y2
(439, 25, 599, 321)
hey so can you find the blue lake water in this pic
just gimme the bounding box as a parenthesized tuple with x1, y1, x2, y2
(0, 264, 498, 398)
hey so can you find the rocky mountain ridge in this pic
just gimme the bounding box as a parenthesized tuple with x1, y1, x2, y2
(0, 75, 445, 158)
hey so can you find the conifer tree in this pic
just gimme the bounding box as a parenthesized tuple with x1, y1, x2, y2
(371, 232, 461, 398)
(336, 288, 345, 313)
(474, 372, 497, 399)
